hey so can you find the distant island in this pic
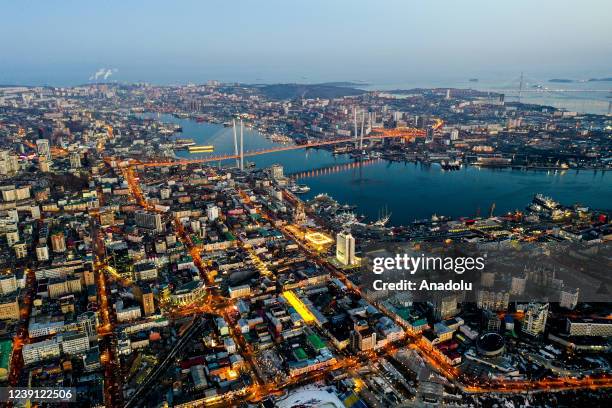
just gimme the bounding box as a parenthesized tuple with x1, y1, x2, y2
(549, 77, 612, 83)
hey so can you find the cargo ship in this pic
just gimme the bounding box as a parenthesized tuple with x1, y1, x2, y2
(289, 184, 311, 194)
(174, 138, 196, 149)
(533, 193, 559, 210)
(474, 157, 511, 167)
(187, 145, 215, 154)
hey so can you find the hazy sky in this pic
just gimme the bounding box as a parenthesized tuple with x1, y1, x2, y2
(2, 0, 611, 85)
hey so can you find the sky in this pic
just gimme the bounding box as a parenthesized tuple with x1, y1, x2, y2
(1, 0, 611, 86)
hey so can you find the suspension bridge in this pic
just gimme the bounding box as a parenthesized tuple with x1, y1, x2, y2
(112, 125, 428, 169)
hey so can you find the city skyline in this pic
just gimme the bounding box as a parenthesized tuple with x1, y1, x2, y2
(0, 2, 610, 407)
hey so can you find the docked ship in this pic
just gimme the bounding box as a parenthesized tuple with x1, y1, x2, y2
(527, 202, 543, 213)
(332, 145, 352, 155)
(174, 138, 196, 149)
(441, 159, 462, 170)
(289, 184, 311, 194)
(474, 157, 512, 167)
(187, 145, 215, 154)
(533, 193, 559, 210)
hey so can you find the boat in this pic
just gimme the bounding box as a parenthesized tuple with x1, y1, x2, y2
(339, 204, 357, 211)
(332, 146, 352, 155)
(474, 157, 512, 167)
(371, 207, 391, 227)
(188, 145, 215, 153)
(533, 194, 559, 210)
(441, 159, 462, 170)
(175, 138, 196, 149)
(289, 184, 311, 194)
(332, 212, 359, 229)
(528, 203, 543, 212)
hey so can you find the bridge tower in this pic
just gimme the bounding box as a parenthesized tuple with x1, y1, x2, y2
(239, 119, 244, 171)
(232, 119, 239, 168)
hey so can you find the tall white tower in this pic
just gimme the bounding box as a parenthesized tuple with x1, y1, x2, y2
(336, 231, 356, 266)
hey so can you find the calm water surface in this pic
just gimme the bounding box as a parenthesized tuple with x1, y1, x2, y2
(148, 114, 611, 226)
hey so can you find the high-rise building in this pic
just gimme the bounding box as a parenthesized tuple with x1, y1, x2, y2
(482, 309, 501, 333)
(13, 243, 27, 259)
(39, 156, 51, 172)
(51, 232, 66, 253)
(36, 139, 51, 159)
(69, 151, 81, 169)
(160, 188, 171, 200)
(521, 303, 549, 337)
(135, 211, 163, 232)
(450, 129, 460, 141)
(0, 274, 17, 296)
(0, 150, 19, 176)
(190, 220, 201, 234)
(0, 295, 20, 320)
(5, 231, 19, 247)
(350, 328, 376, 351)
(270, 164, 284, 180)
(510, 275, 526, 295)
(142, 290, 155, 316)
(77, 311, 99, 340)
(559, 287, 579, 310)
(477, 290, 509, 311)
(433, 294, 458, 320)
(206, 205, 219, 221)
(99, 210, 115, 226)
(480, 272, 495, 288)
(30, 205, 41, 220)
(0, 185, 30, 201)
(83, 269, 95, 286)
(336, 231, 355, 266)
(36, 244, 49, 261)
(293, 202, 306, 225)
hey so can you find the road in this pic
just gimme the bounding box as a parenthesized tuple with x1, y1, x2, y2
(92, 219, 124, 408)
(119, 157, 612, 404)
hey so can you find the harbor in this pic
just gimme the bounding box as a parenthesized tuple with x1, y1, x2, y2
(151, 114, 611, 226)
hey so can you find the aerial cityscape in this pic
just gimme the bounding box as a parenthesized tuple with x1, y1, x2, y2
(0, 1, 611, 408)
